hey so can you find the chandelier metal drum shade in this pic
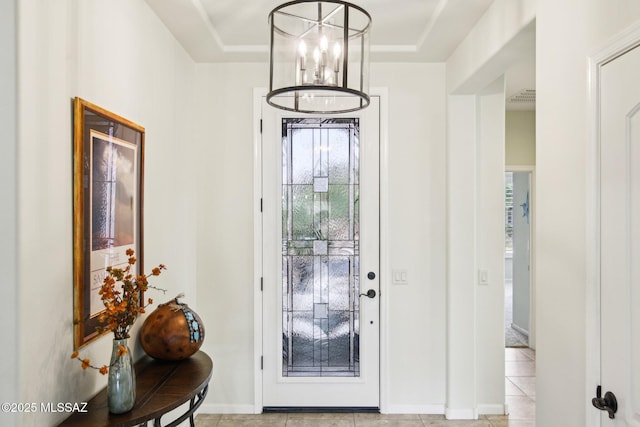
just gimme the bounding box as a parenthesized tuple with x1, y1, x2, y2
(267, 0, 372, 114)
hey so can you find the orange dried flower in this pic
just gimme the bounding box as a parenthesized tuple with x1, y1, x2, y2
(72, 249, 166, 374)
(117, 345, 128, 357)
(94, 249, 168, 340)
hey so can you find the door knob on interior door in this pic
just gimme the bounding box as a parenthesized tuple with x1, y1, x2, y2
(360, 289, 376, 298)
(592, 385, 618, 419)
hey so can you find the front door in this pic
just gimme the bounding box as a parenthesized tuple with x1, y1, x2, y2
(598, 43, 640, 425)
(261, 97, 380, 408)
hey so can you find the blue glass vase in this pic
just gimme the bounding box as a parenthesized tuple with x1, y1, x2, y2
(107, 338, 136, 414)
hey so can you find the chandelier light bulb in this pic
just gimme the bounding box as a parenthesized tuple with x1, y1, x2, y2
(333, 42, 341, 73)
(320, 35, 328, 52)
(298, 40, 307, 71)
(299, 40, 307, 57)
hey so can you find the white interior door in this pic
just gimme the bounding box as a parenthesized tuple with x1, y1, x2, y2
(598, 43, 640, 425)
(261, 97, 380, 408)
(511, 172, 531, 336)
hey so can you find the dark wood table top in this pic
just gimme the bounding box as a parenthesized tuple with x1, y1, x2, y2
(58, 351, 212, 427)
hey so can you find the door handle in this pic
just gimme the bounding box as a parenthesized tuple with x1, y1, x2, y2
(360, 289, 376, 298)
(592, 385, 618, 419)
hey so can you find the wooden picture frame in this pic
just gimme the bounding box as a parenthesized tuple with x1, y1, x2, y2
(73, 97, 145, 349)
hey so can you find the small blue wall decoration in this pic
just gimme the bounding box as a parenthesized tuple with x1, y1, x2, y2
(520, 191, 530, 224)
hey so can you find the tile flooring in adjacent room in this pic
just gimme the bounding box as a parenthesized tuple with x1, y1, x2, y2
(195, 348, 535, 427)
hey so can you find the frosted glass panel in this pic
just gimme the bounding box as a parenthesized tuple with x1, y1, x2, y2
(292, 185, 314, 240)
(328, 311, 351, 367)
(328, 129, 350, 184)
(291, 311, 314, 366)
(328, 257, 350, 311)
(282, 118, 360, 377)
(328, 185, 350, 241)
(291, 129, 313, 184)
(291, 256, 313, 311)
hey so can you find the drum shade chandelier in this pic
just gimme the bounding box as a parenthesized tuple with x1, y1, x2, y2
(267, 0, 372, 114)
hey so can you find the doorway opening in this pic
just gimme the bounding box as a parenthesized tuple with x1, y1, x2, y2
(504, 171, 531, 348)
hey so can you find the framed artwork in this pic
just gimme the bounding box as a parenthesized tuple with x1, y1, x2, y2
(73, 97, 145, 349)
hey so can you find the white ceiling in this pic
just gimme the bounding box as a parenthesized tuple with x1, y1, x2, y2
(145, 0, 497, 62)
(144, 0, 535, 109)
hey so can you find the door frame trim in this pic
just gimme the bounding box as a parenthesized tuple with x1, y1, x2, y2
(586, 20, 640, 427)
(252, 88, 390, 413)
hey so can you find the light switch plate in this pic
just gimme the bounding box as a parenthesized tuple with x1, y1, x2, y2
(478, 269, 489, 285)
(392, 269, 408, 285)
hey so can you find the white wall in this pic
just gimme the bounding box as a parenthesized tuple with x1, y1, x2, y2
(373, 63, 447, 413)
(193, 63, 266, 412)
(12, 1, 197, 425)
(193, 62, 448, 413)
(447, 0, 536, 95)
(536, 1, 640, 425)
(475, 79, 507, 414)
(506, 111, 535, 166)
(445, 0, 533, 418)
(445, 80, 506, 419)
(446, 94, 478, 418)
(0, 1, 19, 425)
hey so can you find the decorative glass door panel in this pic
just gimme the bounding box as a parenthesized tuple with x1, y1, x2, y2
(282, 118, 360, 377)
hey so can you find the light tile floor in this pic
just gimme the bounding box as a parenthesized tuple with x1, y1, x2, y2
(195, 348, 535, 427)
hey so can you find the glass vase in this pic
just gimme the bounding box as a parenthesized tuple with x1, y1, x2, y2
(107, 338, 136, 414)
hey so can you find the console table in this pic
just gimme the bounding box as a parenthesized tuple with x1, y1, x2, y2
(58, 351, 212, 427)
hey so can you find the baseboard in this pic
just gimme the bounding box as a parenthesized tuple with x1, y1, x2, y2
(263, 407, 379, 413)
(445, 407, 477, 420)
(477, 403, 506, 415)
(383, 404, 445, 414)
(511, 323, 530, 337)
(198, 403, 258, 414)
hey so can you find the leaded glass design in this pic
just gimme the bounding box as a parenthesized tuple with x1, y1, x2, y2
(282, 118, 360, 377)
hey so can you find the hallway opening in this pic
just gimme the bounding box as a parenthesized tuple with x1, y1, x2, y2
(504, 171, 531, 348)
